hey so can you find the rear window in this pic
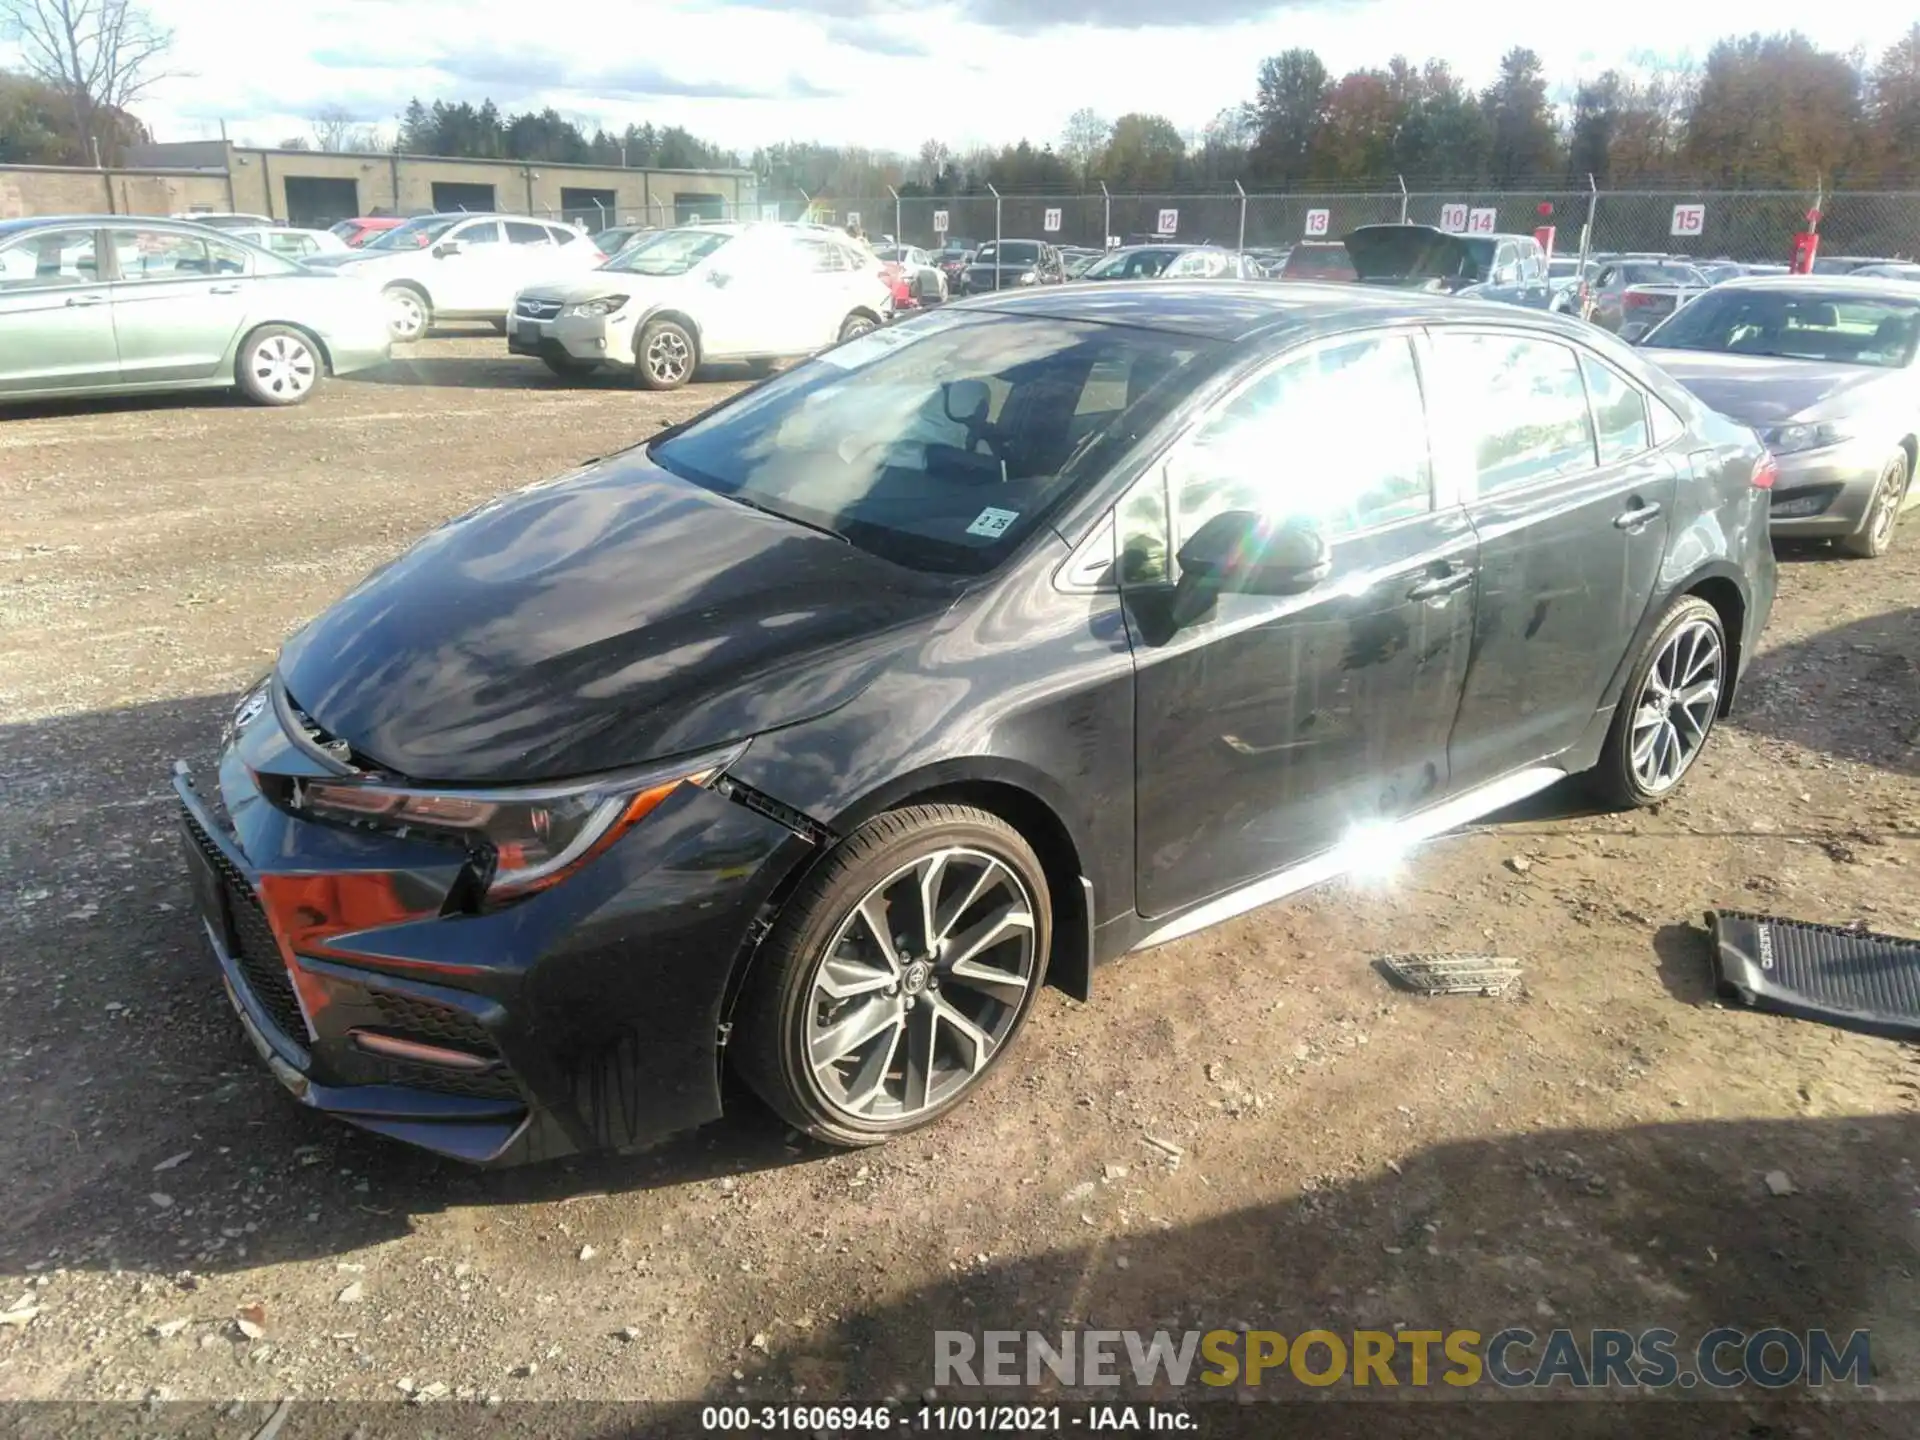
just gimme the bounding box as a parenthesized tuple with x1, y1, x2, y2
(977, 242, 1039, 265)
(1283, 244, 1355, 281)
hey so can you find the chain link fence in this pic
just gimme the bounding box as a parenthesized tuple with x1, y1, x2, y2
(530, 185, 1920, 264)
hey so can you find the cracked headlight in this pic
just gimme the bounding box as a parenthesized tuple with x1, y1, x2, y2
(1762, 421, 1849, 455)
(564, 294, 630, 319)
(293, 743, 744, 900)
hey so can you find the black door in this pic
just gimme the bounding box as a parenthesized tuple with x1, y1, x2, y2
(283, 176, 359, 229)
(1124, 330, 1480, 918)
(431, 181, 496, 214)
(1422, 329, 1677, 792)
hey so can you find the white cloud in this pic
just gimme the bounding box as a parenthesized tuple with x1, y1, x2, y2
(130, 0, 1911, 157)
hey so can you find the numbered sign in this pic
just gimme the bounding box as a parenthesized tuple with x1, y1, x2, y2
(1304, 208, 1331, 237)
(1156, 208, 1178, 236)
(1043, 207, 1062, 233)
(1107, 235, 1121, 248)
(932, 210, 949, 233)
(846, 211, 860, 229)
(1439, 203, 1468, 233)
(1670, 203, 1706, 237)
(1467, 208, 1498, 235)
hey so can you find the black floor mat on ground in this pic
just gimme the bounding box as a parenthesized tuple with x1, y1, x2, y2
(1708, 909, 1920, 1042)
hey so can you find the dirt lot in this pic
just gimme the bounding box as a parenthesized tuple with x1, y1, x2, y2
(2, 334, 1918, 1430)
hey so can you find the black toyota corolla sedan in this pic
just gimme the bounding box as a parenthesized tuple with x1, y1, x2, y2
(176, 282, 1777, 1165)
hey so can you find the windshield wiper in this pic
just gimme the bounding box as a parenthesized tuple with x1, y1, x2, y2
(720, 491, 853, 545)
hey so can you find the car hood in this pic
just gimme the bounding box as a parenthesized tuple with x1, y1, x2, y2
(1637, 350, 1892, 426)
(1342, 225, 1482, 285)
(516, 271, 681, 305)
(300, 250, 386, 270)
(275, 452, 963, 783)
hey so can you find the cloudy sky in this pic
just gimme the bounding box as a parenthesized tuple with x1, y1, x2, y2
(99, 0, 1919, 158)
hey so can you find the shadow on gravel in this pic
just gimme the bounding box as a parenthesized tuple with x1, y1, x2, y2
(711, 1112, 1917, 1438)
(1729, 604, 1920, 780)
(353, 354, 766, 392)
(0, 694, 825, 1285)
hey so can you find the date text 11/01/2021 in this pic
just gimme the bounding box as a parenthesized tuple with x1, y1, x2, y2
(700, 1406, 1193, 1432)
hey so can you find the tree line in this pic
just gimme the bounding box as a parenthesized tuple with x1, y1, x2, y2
(2, 3, 1916, 200)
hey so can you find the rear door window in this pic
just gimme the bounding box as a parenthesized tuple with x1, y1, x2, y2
(1428, 331, 1597, 495)
(1579, 354, 1651, 464)
(506, 221, 553, 246)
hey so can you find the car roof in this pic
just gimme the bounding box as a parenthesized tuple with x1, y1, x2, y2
(1706, 274, 1920, 299)
(948, 280, 1603, 342)
(0, 214, 262, 236)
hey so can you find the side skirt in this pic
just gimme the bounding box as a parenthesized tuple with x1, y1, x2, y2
(1130, 765, 1568, 952)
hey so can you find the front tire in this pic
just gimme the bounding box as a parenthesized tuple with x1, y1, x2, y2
(383, 286, 429, 343)
(1836, 451, 1909, 559)
(235, 325, 322, 406)
(635, 317, 696, 390)
(732, 805, 1051, 1147)
(1587, 595, 1726, 809)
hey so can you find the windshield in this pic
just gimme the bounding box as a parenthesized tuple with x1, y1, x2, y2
(602, 228, 734, 275)
(1285, 244, 1355, 279)
(975, 242, 1039, 265)
(648, 311, 1215, 574)
(329, 220, 359, 239)
(1085, 249, 1176, 280)
(363, 217, 462, 251)
(1618, 262, 1702, 286)
(1644, 288, 1920, 368)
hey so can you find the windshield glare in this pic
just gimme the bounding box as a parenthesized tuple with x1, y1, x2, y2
(604, 228, 734, 275)
(364, 217, 460, 251)
(647, 312, 1214, 574)
(1645, 289, 1920, 368)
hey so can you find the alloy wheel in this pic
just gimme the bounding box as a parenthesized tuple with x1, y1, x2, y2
(249, 334, 316, 400)
(805, 847, 1037, 1124)
(841, 316, 876, 341)
(1629, 618, 1722, 794)
(1868, 457, 1905, 549)
(645, 330, 691, 384)
(386, 291, 425, 340)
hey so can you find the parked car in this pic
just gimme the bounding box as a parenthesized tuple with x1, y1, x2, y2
(170, 211, 276, 231)
(1548, 255, 1596, 314)
(224, 225, 351, 261)
(934, 242, 976, 287)
(1851, 262, 1920, 284)
(0, 214, 389, 407)
(1242, 247, 1290, 278)
(1059, 246, 1104, 277)
(958, 239, 1065, 294)
(1277, 240, 1356, 283)
(1812, 255, 1909, 276)
(508, 222, 892, 389)
(872, 243, 949, 308)
(330, 217, 406, 248)
(1638, 276, 1920, 557)
(174, 281, 1775, 1164)
(1342, 226, 1553, 310)
(301, 213, 606, 341)
(1586, 259, 1712, 335)
(1075, 245, 1259, 282)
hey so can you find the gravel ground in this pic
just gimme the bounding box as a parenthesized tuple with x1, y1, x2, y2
(2, 335, 1918, 1429)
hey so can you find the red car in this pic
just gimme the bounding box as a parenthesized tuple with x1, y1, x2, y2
(330, 216, 406, 249)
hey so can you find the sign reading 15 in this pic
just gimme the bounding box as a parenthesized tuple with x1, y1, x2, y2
(1670, 204, 1706, 236)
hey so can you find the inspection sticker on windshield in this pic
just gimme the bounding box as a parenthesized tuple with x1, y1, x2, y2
(966, 506, 1020, 539)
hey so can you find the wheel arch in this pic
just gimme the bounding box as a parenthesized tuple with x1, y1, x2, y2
(1899, 434, 1917, 496)
(1601, 561, 1750, 721)
(236, 319, 334, 378)
(637, 307, 703, 352)
(380, 277, 432, 311)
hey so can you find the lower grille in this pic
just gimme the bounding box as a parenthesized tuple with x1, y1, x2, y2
(369, 990, 498, 1055)
(182, 808, 307, 1045)
(380, 1059, 522, 1101)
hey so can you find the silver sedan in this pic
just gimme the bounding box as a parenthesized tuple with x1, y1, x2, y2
(1638, 276, 1920, 557)
(0, 215, 391, 408)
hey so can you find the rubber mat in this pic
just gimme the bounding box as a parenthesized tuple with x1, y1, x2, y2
(1707, 909, 1920, 1042)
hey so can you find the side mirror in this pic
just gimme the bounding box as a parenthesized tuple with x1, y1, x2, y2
(1176, 510, 1331, 597)
(433, 239, 463, 258)
(707, 268, 732, 287)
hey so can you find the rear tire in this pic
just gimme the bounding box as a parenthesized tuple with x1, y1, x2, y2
(838, 311, 878, 343)
(1836, 451, 1909, 559)
(635, 318, 696, 390)
(732, 805, 1051, 1148)
(1586, 595, 1726, 809)
(234, 325, 322, 407)
(382, 286, 429, 342)
(541, 353, 600, 379)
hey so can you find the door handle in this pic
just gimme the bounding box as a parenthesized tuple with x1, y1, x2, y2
(65, 294, 106, 307)
(1407, 566, 1475, 601)
(1614, 502, 1663, 532)
(209, 283, 243, 295)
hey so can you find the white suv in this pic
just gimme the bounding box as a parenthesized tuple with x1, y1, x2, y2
(304, 213, 605, 340)
(508, 223, 893, 389)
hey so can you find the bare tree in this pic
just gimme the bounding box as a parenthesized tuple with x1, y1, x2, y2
(311, 105, 367, 152)
(0, 0, 172, 164)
